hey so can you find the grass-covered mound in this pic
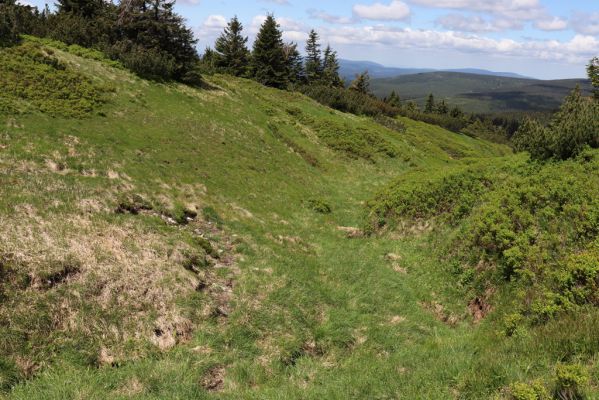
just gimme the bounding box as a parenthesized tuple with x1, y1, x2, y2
(367, 149, 599, 328)
(0, 40, 113, 117)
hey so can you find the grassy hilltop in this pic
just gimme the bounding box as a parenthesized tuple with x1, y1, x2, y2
(0, 38, 598, 399)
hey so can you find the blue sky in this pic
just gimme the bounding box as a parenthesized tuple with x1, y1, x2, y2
(24, 0, 599, 79)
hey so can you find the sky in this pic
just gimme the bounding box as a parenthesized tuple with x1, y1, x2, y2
(24, 0, 599, 79)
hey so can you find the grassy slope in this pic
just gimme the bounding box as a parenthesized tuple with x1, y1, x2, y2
(3, 40, 593, 399)
(370, 72, 592, 113)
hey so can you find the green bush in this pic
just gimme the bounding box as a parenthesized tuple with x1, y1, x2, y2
(365, 162, 502, 232)
(513, 88, 599, 160)
(299, 84, 399, 117)
(366, 150, 599, 324)
(298, 114, 398, 162)
(554, 364, 589, 400)
(0, 41, 112, 117)
(306, 199, 332, 214)
(509, 381, 550, 400)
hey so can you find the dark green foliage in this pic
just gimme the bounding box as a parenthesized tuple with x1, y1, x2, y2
(108, 0, 199, 83)
(299, 84, 399, 117)
(384, 90, 400, 108)
(450, 106, 463, 119)
(56, 0, 104, 18)
(0, 41, 112, 116)
(214, 16, 250, 77)
(349, 71, 371, 95)
(199, 46, 218, 74)
(0, 0, 20, 46)
(424, 93, 435, 113)
(513, 87, 599, 160)
(306, 199, 332, 214)
(283, 42, 304, 84)
(321, 45, 342, 88)
(436, 99, 448, 114)
(367, 149, 599, 325)
(251, 15, 288, 88)
(304, 29, 322, 84)
(587, 57, 599, 100)
(298, 114, 398, 161)
(365, 164, 498, 232)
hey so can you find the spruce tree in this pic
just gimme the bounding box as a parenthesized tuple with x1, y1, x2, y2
(385, 90, 400, 107)
(436, 99, 448, 114)
(252, 14, 288, 88)
(305, 29, 322, 84)
(214, 16, 249, 77)
(283, 42, 304, 84)
(322, 45, 342, 87)
(425, 93, 435, 113)
(56, 0, 104, 18)
(0, 0, 20, 46)
(588, 57, 599, 100)
(349, 71, 370, 95)
(450, 106, 463, 118)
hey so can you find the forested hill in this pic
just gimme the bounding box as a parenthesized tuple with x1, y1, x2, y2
(370, 71, 592, 113)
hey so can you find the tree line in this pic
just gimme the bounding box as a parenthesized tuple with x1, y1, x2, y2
(200, 16, 344, 90)
(0, 0, 201, 83)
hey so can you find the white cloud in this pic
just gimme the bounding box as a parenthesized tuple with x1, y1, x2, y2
(409, 0, 545, 20)
(249, 15, 308, 43)
(570, 13, 599, 36)
(319, 25, 598, 64)
(195, 15, 227, 43)
(353, 0, 411, 21)
(534, 17, 568, 31)
(436, 14, 522, 32)
(307, 9, 356, 25)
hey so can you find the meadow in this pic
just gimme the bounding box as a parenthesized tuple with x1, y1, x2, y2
(0, 39, 597, 399)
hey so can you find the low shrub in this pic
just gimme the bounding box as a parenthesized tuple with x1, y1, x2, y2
(306, 199, 332, 214)
(509, 381, 550, 400)
(366, 150, 599, 324)
(513, 88, 599, 160)
(554, 364, 589, 400)
(0, 41, 113, 117)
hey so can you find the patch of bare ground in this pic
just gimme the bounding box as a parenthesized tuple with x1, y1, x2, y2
(200, 366, 225, 392)
(336, 226, 363, 238)
(468, 289, 494, 323)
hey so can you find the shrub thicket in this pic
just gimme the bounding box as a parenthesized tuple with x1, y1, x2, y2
(0, 41, 112, 116)
(366, 149, 599, 325)
(513, 87, 599, 160)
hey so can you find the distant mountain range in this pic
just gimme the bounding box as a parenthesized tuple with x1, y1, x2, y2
(368, 71, 592, 114)
(339, 59, 533, 82)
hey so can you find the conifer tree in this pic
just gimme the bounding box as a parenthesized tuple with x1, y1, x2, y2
(305, 29, 322, 84)
(283, 42, 304, 84)
(56, 0, 104, 18)
(252, 14, 288, 88)
(322, 45, 342, 87)
(349, 71, 371, 95)
(0, 0, 20, 46)
(425, 93, 435, 113)
(436, 99, 448, 114)
(385, 90, 400, 107)
(214, 16, 249, 77)
(588, 57, 599, 100)
(450, 106, 464, 118)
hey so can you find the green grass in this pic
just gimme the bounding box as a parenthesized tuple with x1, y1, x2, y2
(0, 39, 597, 399)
